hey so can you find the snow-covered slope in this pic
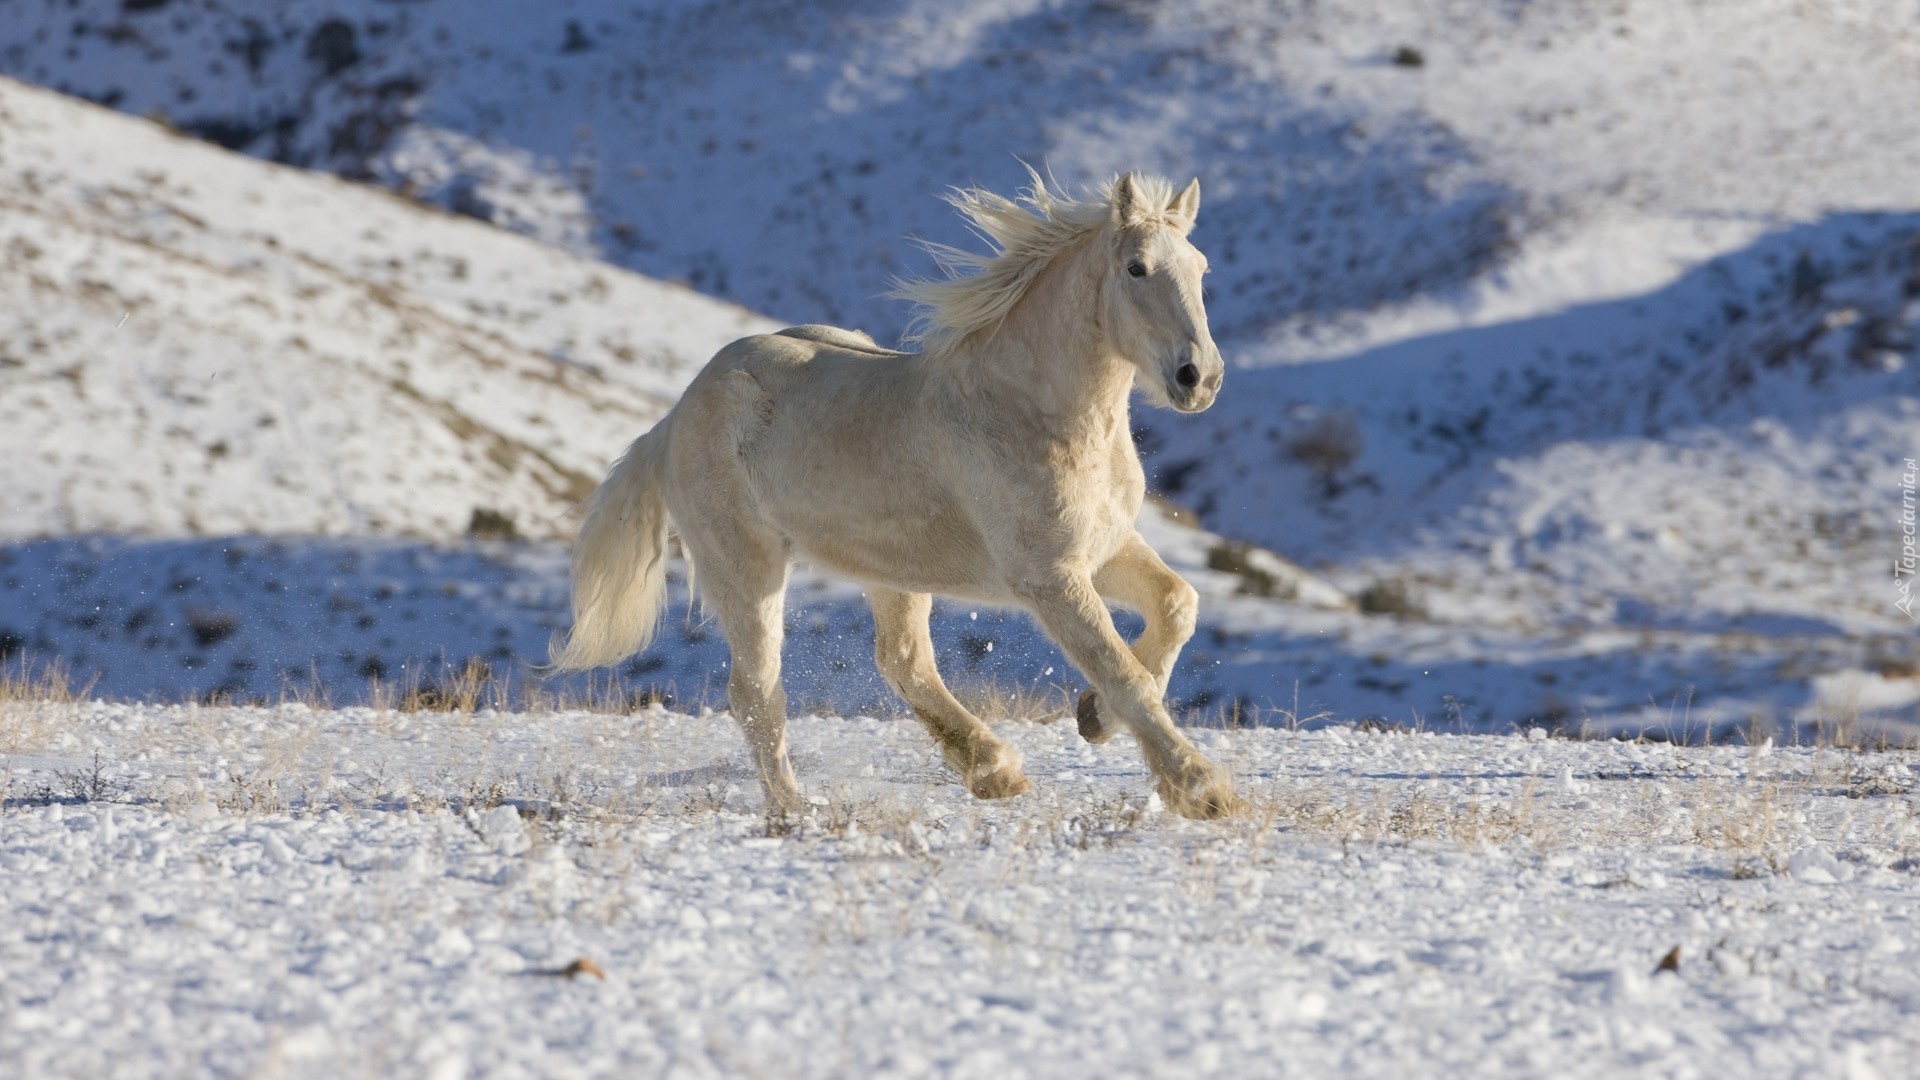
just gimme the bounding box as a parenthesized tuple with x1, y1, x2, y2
(0, 76, 1365, 717)
(0, 75, 768, 540)
(1, 4, 1915, 735)
(6, 0, 1916, 349)
(1159, 215, 1920, 637)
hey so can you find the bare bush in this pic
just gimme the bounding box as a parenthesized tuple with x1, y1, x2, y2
(1357, 578, 1426, 619)
(1288, 409, 1364, 497)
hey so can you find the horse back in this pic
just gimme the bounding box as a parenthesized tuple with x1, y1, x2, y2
(772, 324, 904, 356)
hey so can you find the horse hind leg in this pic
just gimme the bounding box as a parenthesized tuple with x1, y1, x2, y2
(683, 519, 804, 816)
(664, 367, 806, 815)
(869, 587, 1031, 800)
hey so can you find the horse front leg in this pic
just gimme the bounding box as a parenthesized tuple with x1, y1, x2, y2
(1014, 570, 1239, 819)
(1076, 533, 1199, 745)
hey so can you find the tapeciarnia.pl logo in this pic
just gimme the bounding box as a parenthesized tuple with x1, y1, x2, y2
(1897, 457, 1917, 621)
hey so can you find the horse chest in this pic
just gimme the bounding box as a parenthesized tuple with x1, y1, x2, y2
(1044, 431, 1143, 546)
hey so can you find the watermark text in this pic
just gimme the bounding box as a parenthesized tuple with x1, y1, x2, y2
(1897, 457, 1917, 621)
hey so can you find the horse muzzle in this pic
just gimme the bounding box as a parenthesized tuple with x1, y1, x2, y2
(1166, 353, 1224, 413)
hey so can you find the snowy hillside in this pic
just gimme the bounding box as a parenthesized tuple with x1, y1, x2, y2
(5, 0, 1916, 347)
(3, 698, 1918, 1076)
(0, 77, 1363, 715)
(0, 3, 1914, 737)
(1166, 216, 1920, 634)
(0, 75, 768, 540)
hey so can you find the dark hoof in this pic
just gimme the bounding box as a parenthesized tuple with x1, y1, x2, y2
(1076, 690, 1114, 744)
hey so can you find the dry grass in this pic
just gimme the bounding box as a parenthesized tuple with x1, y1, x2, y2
(0, 655, 91, 708)
(374, 656, 498, 714)
(0, 657, 94, 766)
(351, 657, 689, 719)
(6, 663, 1915, 896)
(1797, 692, 1920, 752)
(952, 678, 1076, 726)
(1201, 729, 1920, 885)
(1287, 408, 1364, 497)
(1252, 774, 1554, 851)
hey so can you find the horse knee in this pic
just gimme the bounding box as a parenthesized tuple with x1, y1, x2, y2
(1162, 578, 1198, 641)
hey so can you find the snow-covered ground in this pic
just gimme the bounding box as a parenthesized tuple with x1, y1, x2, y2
(3, 697, 1918, 1077)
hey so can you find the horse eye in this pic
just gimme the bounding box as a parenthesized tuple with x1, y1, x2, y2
(1126, 261, 1147, 278)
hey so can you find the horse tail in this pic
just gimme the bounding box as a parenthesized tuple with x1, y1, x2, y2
(548, 421, 674, 671)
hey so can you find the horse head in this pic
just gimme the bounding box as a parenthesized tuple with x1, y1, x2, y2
(1101, 173, 1224, 413)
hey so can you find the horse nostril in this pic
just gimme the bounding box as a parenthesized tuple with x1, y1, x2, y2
(1175, 363, 1200, 389)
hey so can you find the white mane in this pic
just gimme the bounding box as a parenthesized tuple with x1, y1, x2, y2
(895, 169, 1185, 354)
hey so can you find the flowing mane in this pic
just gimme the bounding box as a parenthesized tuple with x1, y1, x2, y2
(895, 169, 1184, 354)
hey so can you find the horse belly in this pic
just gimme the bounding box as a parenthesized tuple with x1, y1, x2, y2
(776, 499, 1003, 600)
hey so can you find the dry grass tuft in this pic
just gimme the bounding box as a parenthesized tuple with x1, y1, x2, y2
(953, 679, 1075, 726)
(399, 656, 495, 713)
(1798, 694, 1920, 752)
(560, 957, 606, 981)
(518, 670, 689, 717)
(363, 655, 501, 714)
(1261, 776, 1553, 850)
(0, 655, 91, 708)
(0, 657, 94, 762)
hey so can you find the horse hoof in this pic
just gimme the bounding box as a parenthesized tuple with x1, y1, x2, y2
(970, 762, 1034, 800)
(762, 787, 807, 820)
(1076, 690, 1114, 744)
(1157, 763, 1244, 820)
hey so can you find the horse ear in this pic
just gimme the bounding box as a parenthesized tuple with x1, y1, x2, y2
(1170, 177, 1200, 234)
(1110, 172, 1139, 228)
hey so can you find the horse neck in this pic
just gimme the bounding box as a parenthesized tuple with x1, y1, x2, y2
(945, 234, 1134, 431)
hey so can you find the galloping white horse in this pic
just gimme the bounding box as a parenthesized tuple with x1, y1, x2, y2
(552, 171, 1239, 818)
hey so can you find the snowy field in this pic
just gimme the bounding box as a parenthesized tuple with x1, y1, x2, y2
(3, 695, 1918, 1077)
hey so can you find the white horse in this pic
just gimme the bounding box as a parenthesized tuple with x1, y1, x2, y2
(551, 171, 1239, 819)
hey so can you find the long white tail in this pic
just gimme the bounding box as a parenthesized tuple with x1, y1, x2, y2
(548, 423, 673, 671)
